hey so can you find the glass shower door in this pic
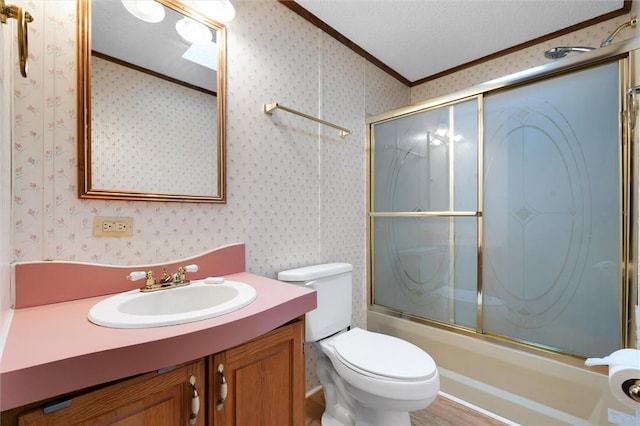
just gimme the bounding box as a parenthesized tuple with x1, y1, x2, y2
(371, 99, 479, 329)
(482, 62, 621, 356)
(369, 60, 624, 358)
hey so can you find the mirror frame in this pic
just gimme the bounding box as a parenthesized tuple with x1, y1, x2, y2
(77, 0, 227, 203)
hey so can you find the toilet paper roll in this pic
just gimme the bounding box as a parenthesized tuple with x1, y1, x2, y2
(609, 364, 640, 410)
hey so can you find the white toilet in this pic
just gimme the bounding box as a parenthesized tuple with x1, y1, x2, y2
(278, 263, 439, 426)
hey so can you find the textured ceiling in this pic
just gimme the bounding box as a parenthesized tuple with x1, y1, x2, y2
(294, 0, 626, 83)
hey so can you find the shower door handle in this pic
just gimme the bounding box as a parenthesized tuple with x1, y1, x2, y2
(627, 85, 640, 130)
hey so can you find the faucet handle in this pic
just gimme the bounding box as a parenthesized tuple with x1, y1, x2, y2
(127, 271, 147, 281)
(128, 270, 156, 289)
(175, 264, 198, 283)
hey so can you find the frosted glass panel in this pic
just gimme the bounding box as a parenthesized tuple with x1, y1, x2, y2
(369, 60, 624, 359)
(372, 100, 477, 212)
(373, 216, 477, 329)
(482, 62, 621, 357)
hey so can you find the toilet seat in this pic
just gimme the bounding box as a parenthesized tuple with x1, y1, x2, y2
(332, 328, 436, 381)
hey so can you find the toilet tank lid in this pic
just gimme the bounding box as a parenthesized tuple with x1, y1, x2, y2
(278, 263, 353, 282)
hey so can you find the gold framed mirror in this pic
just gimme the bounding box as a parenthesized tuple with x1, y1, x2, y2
(78, 0, 226, 203)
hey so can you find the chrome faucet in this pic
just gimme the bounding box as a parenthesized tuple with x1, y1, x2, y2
(127, 264, 199, 292)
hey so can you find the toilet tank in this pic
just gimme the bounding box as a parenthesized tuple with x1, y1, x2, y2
(278, 263, 353, 342)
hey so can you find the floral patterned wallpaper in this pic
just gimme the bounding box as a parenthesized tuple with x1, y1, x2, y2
(10, 0, 408, 268)
(7, 0, 409, 390)
(91, 56, 218, 195)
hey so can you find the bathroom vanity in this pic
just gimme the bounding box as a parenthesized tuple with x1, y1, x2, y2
(0, 244, 314, 425)
(2, 320, 303, 425)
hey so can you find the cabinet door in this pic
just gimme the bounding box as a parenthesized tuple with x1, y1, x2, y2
(16, 359, 205, 426)
(210, 320, 304, 426)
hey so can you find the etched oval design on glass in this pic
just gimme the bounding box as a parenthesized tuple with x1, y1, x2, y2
(483, 101, 591, 329)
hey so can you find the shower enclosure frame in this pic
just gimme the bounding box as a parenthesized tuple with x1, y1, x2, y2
(366, 37, 640, 366)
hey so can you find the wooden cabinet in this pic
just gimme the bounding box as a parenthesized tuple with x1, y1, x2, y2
(1, 320, 305, 426)
(3, 360, 205, 426)
(209, 320, 304, 426)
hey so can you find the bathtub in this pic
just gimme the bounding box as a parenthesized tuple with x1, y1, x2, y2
(367, 310, 637, 425)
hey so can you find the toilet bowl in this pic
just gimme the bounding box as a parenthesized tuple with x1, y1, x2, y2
(319, 327, 439, 425)
(278, 263, 440, 426)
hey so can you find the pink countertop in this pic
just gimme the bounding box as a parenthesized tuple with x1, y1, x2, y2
(0, 244, 316, 411)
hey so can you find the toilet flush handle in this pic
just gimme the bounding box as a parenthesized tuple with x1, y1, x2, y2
(305, 280, 317, 289)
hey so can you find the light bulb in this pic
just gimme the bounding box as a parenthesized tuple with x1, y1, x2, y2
(175, 17, 213, 44)
(136, 1, 156, 16)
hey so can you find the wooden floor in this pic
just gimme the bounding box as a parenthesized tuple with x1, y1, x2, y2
(305, 390, 508, 426)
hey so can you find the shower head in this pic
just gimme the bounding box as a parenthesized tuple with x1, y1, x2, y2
(544, 46, 594, 59)
(544, 17, 637, 60)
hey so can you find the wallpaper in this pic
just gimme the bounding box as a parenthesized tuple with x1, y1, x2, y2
(91, 56, 217, 195)
(10, 0, 408, 269)
(8, 0, 409, 391)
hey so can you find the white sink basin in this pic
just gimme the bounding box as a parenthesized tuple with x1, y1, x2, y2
(88, 280, 257, 328)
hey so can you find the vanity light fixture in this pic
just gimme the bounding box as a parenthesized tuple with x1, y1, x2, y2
(175, 16, 213, 44)
(184, 0, 236, 23)
(121, 0, 165, 23)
